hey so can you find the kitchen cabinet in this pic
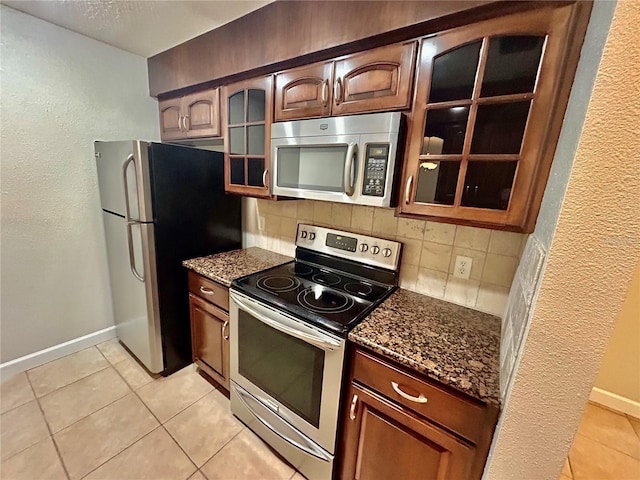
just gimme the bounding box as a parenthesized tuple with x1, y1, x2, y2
(159, 88, 220, 140)
(222, 76, 273, 198)
(274, 42, 416, 121)
(339, 348, 499, 480)
(399, 3, 591, 232)
(188, 271, 230, 390)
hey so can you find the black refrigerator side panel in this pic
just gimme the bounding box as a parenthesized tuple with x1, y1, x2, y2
(149, 143, 242, 375)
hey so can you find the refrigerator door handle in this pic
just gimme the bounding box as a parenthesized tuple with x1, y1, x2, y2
(121, 153, 135, 221)
(126, 221, 145, 282)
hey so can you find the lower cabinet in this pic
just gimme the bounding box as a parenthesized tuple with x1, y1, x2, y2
(339, 348, 499, 480)
(188, 272, 230, 391)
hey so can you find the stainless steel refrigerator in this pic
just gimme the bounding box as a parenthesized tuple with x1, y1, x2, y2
(95, 141, 241, 375)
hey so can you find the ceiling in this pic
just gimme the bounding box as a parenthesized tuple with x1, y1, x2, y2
(1, 0, 272, 57)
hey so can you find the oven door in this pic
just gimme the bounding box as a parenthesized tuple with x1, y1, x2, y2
(229, 290, 346, 454)
(272, 134, 361, 203)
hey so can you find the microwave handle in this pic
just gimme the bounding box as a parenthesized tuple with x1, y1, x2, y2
(344, 143, 358, 197)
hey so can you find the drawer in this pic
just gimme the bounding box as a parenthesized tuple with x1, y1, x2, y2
(188, 271, 229, 311)
(352, 349, 486, 442)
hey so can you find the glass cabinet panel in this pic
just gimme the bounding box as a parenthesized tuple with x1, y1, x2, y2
(247, 158, 266, 187)
(247, 125, 265, 155)
(230, 157, 245, 185)
(247, 89, 266, 122)
(229, 126, 245, 155)
(471, 101, 531, 154)
(461, 161, 517, 209)
(429, 42, 482, 103)
(229, 92, 244, 125)
(481, 36, 545, 97)
(415, 160, 460, 205)
(423, 107, 470, 155)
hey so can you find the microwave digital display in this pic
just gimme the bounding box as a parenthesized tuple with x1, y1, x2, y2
(326, 233, 357, 252)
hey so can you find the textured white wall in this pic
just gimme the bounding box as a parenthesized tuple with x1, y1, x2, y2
(486, 0, 640, 478)
(0, 6, 160, 363)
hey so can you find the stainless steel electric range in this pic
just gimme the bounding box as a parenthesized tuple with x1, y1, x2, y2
(229, 224, 401, 480)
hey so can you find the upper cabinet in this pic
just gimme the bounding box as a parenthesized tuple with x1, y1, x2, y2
(159, 88, 220, 141)
(399, 5, 589, 232)
(222, 76, 273, 198)
(274, 42, 416, 122)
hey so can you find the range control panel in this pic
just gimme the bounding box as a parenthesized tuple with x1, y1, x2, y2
(296, 223, 401, 271)
(362, 144, 390, 197)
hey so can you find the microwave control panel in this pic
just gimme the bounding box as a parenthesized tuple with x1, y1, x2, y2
(362, 144, 390, 197)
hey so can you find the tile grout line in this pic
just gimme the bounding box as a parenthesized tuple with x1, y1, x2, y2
(194, 423, 246, 472)
(24, 369, 72, 480)
(31, 363, 112, 401)
(574, 432, 640, 462)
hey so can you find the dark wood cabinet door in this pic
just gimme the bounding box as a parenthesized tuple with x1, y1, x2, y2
(189, 293, 230, 390)
(274, 61, 333, 121)
(332, 42, 416, 116)
(159, 97, 184, 141)
(222, 76, 273, 198)
(340, 384, 475, 480)
(183, 88, 220, 138)
(399, 3, 591, 232)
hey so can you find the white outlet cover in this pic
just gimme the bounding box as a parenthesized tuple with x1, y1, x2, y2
(258, 215, 266, 232)
(454, 255, 473, 280)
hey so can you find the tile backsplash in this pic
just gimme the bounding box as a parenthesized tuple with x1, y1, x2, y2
(244, 198, 526, 316)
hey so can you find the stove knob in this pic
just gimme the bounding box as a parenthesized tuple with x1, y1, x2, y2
(300, 230, 308, 239)
(382, 248, 392, 258)
(309, 232, 316, 240)
(371, 245, 380, 255)
(359, 243, 369, 253)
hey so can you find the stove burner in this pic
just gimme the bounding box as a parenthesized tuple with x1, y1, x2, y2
(257, 275, 301, 293)
(288, 264, 313, 276)
(312, 272, 341, 286)
(298, 288, 355, 314)
(344, 282, 373, 296)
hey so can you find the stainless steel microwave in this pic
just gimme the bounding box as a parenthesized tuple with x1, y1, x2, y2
(271, 112, 402, 207)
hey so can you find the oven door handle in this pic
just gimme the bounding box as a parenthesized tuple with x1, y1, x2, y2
(230, 292, 341, 351)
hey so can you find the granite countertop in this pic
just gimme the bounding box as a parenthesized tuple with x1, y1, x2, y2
(182, 247, 292, 287)
(349, 288, 501, 406)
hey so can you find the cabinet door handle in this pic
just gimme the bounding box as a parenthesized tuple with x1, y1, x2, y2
(349, 394, 358, 420)
(178, 116, 184, 131)
(199, 286, 215, 296)
(404, 175, 414, 205)
(222, 320, 229, 340)
(321, 79, 329, 107)
(391, 381, 428, 404)
(334, 77, 343, 106)
(262, 169, 269, 188)
(183, 115, 189, 131)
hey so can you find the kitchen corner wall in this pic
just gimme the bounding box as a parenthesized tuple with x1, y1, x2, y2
(243, 198, 526, 316)
(0, 6, 160, 364)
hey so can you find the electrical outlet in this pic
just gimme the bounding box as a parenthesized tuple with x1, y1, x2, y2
(453, 255, 472, 280)
(258, 215, 266, 232)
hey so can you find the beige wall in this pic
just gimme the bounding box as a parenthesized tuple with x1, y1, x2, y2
(594, 263, 640, 403)
(485, 0, 640, 478)
(243, 198, 526, 315)
(0, 7, 160, 363)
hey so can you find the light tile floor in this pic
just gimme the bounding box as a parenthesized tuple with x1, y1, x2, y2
(0, 340, 304, 480)
(561, 402, 640, 480)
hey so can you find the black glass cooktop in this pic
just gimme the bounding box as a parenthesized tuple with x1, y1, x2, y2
(232, 260, 395, 336)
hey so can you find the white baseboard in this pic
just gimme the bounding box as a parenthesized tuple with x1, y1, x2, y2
(0, 326, 116, 380)
(590, 386, 640, 419)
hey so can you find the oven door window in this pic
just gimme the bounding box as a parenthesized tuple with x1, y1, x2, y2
(238, 310, 325, 428)
(276, 146, 347, 192)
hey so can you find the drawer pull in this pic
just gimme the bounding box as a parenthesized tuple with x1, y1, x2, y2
(391, 381, 428, 404)
(199, 286, 215, 296)
(222, 320, 229, 340)
(349, 394, 358, 420)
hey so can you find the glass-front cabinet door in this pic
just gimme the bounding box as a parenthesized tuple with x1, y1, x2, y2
(400, 4, 588, 232)
(223, 76, 273, 197)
